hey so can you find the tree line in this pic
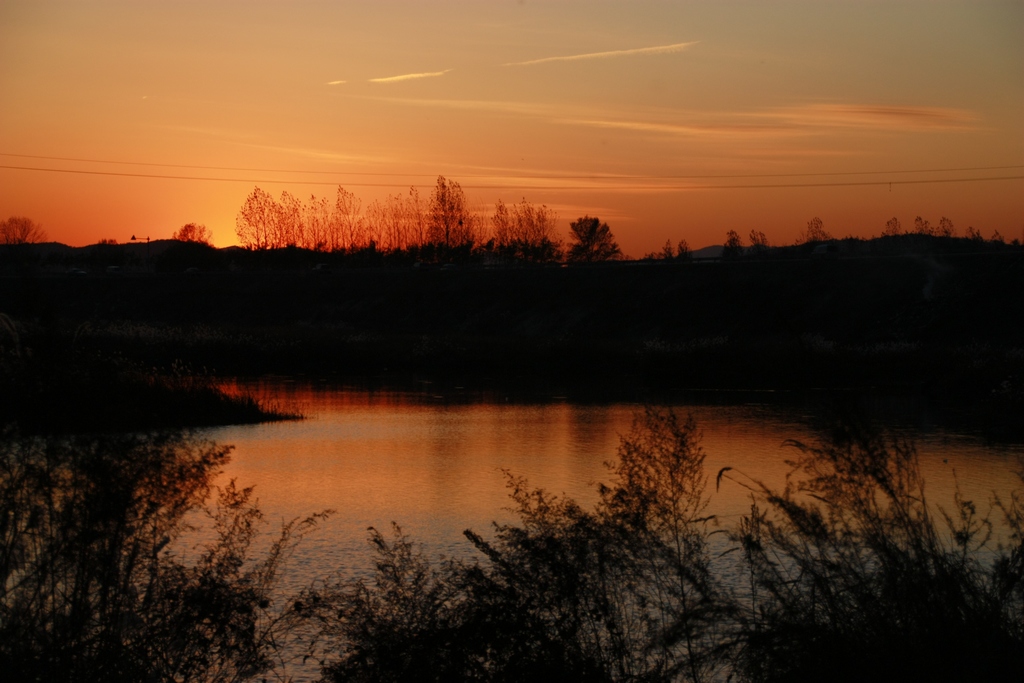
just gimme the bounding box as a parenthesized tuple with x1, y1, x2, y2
(697, 215, 1020, 262)
(234, 176, 620, 263)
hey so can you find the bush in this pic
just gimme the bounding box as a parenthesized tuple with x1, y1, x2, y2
(314, 408, 731, 683)
(728, 422, 1024, 682)
(0, 431, 326, 682)
(315, 410, 1024, 682)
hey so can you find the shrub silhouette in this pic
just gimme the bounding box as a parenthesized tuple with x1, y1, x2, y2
(0, 432, 325, 682)
(726, 422, 1024, 682)
(315, 408, 730, 682)
(315, 411, 1024, 682)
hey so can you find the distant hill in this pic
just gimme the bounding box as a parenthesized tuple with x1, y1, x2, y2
(691, 245, 723, 259)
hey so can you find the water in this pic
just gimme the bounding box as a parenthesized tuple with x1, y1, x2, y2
(202, 381, 1021, 679)
(207, 381, 1022, 582)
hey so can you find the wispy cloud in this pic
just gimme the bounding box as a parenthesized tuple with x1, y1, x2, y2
(564, 104, 977, 139)
(368, 69, 451, 84)
(326, 80, 346, 86)
(505, 41, 697, 67)
(562, 118, 791, 138)
(772, 104, 976, 130)
(339, 93, 976, 142)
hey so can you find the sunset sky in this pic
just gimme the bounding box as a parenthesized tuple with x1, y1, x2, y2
(1, 0, 1021, 253)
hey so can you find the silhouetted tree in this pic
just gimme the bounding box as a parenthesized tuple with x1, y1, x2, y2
(429, 176, 474, 249)
(274, 191, 303, 248)
(722, 230, 743, 259)
(938, 216, 956, 238)
(567, 216, 620, 262)
(235, 186, 277, 250)
(172, 222, 213, 245)
(881, 216, 902, 237)
(797, 217, 831, 244)
(748, 230, 770, 255)
(304, 193, 332, 251)
(914, 215, 934, 236)
(406, 187, 427, 247)
(676, 238, 691, 261)
(491, 198, 562, 262)
(641, 239, 676, 261)
(332, 186, 363, 251)
(1, 216, 47, 245)
(966, 225, 984, 242)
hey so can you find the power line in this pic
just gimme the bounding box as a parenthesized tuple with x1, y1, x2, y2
(1, 152, 1022, 181)
(0, 153, 427, 178)
(1, 163, 1022, 191)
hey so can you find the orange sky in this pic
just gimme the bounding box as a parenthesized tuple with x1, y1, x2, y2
(1, 1, 1022, 254)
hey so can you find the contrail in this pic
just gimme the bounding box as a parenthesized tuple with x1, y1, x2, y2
(505, 41, 697, 67)
(368, 70, 451, 84)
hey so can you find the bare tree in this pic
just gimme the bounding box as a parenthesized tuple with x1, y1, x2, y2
(722, 230, 743, 259)
(331, 187, 363, 251)
(938, 216, 956, 238)
(1, 216, 47, 245)
(660, 240, 675, 259)
(304, 194, 332, 251)
(881, 216, 902, 237)
(363, 199, 386, 250)
(676, 238, 691, 261)
(274, 191, 303, 248)
(798, 217, 832, 244)
(567, 216, 620, 262)
(405, 187, 426, 247)
(748, 229, 770, 255)
(171, 223, 213, 245)
(428, 176, 474, 248)
(491, 198, 561, 261)
(913, 216, 934, 236)
(235, 187, 277, 250)
(491, 199, 514, 248)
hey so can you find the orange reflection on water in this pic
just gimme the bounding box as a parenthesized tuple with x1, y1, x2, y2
(208, 383, 1023, 581)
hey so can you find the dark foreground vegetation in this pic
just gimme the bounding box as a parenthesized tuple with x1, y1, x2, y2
(0, 431, 326, 681)
(0, 313, 290, 434)
(2, 410, 1021, 682)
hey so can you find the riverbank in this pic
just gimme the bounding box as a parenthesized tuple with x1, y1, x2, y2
(0, 324, 294, 434)
(2, 250, 1021, 435)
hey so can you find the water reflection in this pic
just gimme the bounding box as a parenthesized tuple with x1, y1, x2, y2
(209, 381, 1023, 585)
